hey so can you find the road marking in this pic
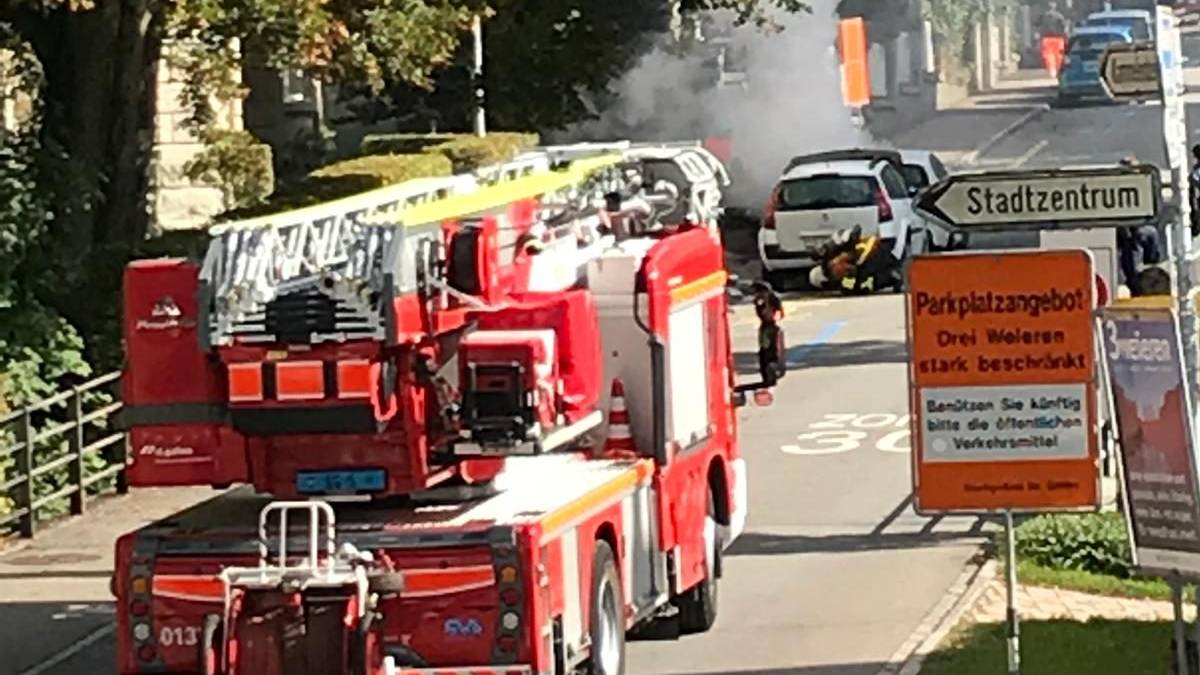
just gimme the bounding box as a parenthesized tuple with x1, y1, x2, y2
(784, 320, 846, 366)
(781, 412, 912, 455)
(18, 623, 114, 675)
(1010, 139, 1048, 168)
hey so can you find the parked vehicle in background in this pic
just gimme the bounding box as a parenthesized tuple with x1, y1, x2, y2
(1078, 8, 1154, 40)
(1056, 25, 1136, 105)
(896, 150, 954, 251)
(757, 149, 919, 288)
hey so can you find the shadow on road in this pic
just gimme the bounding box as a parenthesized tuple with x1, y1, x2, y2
(733, 339, 908, 374)
(726, 529, 988, 557)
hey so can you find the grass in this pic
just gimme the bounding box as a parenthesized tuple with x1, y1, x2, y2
(921, 619, 1173, 675)
(1016, 559, 1192, 603)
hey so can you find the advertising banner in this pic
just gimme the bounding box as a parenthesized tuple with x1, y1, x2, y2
(1100, 306, 1200, 577)
(907, 250, 1100, 513)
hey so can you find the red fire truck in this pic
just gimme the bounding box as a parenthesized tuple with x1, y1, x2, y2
(112, 142, 760, 675)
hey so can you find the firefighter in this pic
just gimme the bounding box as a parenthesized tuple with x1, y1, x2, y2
(752, 280, 786, 386)
(808, 226, 903, 294)
(1116, 156, 1165, 295)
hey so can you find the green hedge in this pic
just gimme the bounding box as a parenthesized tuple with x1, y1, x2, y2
(183, 129, 274, 211)
(360, 132, 540, 172)
(220, 132, 538, 222)
(1010, 512, 1133, 578)
(222, 152, 454, 220)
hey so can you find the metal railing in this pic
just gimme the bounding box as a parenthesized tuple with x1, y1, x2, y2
(0, 371, 127, 538)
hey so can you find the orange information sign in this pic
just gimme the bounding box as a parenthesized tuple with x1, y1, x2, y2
(907, 250, 1100, 514)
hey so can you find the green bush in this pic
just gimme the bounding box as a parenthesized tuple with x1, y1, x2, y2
(183, 129, 274, 211)
(1011, 512, 1133, 578)
(222, 152, 454, 220)
(218, 132, 537, 222)
(359, 132, 539, 172)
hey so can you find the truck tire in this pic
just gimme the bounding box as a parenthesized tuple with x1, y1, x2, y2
(677, 491, 720, 634)
(587, 541, 625, 675)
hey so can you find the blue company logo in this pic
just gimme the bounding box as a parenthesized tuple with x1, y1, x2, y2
(443, 617, 483, 637)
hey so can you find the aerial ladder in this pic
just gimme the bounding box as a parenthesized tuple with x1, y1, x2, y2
(121, 140, 732, 499)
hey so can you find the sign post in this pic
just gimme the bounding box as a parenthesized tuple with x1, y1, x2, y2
(907, 249, 1101, 675)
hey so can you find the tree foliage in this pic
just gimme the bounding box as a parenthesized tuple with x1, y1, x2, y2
(372, 0, 816, 134)
(0, 0, 815, 376)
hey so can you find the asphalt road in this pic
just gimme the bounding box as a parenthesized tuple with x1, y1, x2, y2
(0, 92, 1173, 675)
(627, 293, 983, 675)
(0, 293, 986, 675)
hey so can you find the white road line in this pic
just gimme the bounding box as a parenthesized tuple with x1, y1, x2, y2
(18, 623, 114, 675)
(1010, 139, 1048, 168)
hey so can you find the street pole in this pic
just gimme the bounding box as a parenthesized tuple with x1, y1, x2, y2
(1005, 509, 1020, 675)
(1174, 577, 1188, 675)
(1157, 6, 1195, 391)
(472, 14, 486, 137)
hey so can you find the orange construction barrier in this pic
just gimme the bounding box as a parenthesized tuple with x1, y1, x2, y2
(839, 17, 871, 108)
(1041, 34, 1067, 78)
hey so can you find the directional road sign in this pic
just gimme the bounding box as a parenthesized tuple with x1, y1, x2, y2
(1100, 43, 1161, 99)
(914, 165, 1161, 230)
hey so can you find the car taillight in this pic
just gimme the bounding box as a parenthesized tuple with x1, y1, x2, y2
(875, 184, 893, 223)
(762, 186, 780, 230)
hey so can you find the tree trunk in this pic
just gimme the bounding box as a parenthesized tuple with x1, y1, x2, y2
(29, 0, 162, 363)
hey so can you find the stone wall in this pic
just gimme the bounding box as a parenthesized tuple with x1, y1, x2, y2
(148, 41, 244, 232)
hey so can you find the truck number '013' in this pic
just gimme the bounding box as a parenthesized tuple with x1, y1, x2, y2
(159, 625, 201, 648)
(781, 413, 911, 455)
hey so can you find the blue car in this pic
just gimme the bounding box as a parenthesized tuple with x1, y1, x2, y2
(1056, 25, 1136, 105)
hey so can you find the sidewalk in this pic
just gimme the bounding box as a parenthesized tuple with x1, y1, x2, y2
(0, 486, 217, 674)
(891, 69, 1057, 167)
(969, 579, 1197, 624)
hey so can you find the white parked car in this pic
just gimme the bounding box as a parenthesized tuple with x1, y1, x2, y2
(896, 149, 954, 251)
(757, 149, 923, 287)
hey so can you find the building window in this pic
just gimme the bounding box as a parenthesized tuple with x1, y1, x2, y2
(281, 69, 309, 104)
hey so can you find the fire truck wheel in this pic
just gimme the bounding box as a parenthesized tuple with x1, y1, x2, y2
(587, 540, 625, 675)
(677, 492, 719, 634)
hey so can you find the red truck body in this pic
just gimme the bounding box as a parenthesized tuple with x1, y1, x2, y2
(113, 225, 750, 675)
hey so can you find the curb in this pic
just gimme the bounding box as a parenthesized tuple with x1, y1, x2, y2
(960, 105, 1050, 166)
(875, 553, 998, 675)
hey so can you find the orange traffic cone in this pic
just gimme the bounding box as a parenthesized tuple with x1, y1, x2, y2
(604, 378, 637, 458)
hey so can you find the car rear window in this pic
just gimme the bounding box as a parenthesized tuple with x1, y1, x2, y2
(777, 176, 876, 210)
(901, 164, 929, 188)
(1067, 33, 1127, 54)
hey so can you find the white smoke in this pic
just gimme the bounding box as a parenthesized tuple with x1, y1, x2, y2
(556, 0, 879, 209)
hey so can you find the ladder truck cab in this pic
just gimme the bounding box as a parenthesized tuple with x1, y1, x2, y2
(119, 143, 731, 500)
(113, 209, 753, 675)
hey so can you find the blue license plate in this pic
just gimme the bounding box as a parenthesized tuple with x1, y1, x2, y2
(296, 469, 386, 494)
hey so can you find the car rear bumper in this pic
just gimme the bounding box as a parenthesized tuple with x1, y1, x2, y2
(1058, 80, 1108, 98)
(758, 230, 818, 270)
